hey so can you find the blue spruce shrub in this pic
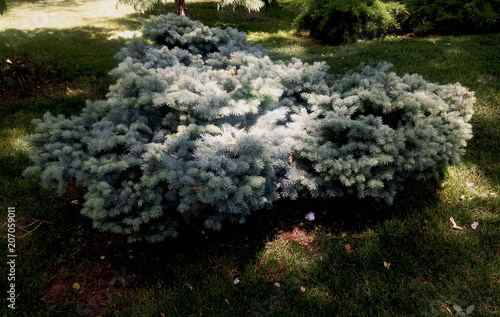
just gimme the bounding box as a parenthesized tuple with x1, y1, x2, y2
(24, 14, 474, 242)
(287, 62, 474, 203)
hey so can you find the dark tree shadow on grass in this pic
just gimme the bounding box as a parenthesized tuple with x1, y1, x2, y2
(465, 111, 500, 186)
(0, 26, 135, 107)
(73, 173, 442, 286)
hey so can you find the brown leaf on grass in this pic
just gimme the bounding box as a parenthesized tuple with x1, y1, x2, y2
(449, 217, 464, 230)
(345, 244, 352, 251)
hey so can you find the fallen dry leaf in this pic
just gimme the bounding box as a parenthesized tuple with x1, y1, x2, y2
(449, 216, 457, 226)
(345, 244, 352, 251)
(449, 217, 464, 230)
(383, 262, 391, 269)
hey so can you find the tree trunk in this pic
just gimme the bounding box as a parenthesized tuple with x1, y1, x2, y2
(263, 0, 279, 10)
(175, 0, 186, 16)
(0, 0, 7, 15)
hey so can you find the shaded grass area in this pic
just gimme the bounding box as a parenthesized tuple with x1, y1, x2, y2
(0, 1, 499, 316)
(93, 174, 499, 316)
(0, 27, 137, 101)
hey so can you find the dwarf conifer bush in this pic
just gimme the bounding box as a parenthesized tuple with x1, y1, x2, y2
(401, 0, 500, 35)
(294, 0, 409, 45)
(24, 14, 474, 242)
(287, 62, 474, 203)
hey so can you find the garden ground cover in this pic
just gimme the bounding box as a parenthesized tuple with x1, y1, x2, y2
(0, 0, 499, 316)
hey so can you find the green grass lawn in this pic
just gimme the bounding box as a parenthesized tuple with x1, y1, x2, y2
(1, 1, 499, 316)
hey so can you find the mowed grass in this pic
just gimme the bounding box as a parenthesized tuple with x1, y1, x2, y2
(0, 1, 499, 316)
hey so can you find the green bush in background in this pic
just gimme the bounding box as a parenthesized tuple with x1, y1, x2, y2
(294, 0, 409, 45)
(293, 0, 499, 45)
(401, 0, 500, 35)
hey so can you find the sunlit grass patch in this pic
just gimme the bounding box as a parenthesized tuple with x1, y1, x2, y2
(0, 126, 29, 156)
(257, 226, 320, 282)
(2, 0, 138, 30)
(107, 29, 142, 40)
(442, 165, 499, 206)
(247, 29, 300, 43)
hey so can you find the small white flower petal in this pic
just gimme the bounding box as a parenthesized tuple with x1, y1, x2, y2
(305, 212, 315, 221)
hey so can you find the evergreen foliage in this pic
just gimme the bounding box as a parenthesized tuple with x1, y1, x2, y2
(287, 62, 474, 203)
(217, 0, 280, 12)
(400, 0, 500, 35)
(292, 0, 499, 44)
(294, 0, 409, 45)
(117, 0, 163, 13)
(24, 14, 474, 242)
(218, 0, 266, 12)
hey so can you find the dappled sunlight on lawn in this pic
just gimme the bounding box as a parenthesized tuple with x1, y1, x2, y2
(254, 226, 333, 307)
(0, 127, 29, 157)
(107, 29, 142, 40)
(247, 30, 295, 42)
(1, 0, 137, 30)
(257, 226, 321, 282)
(442, 165, 499, 211)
